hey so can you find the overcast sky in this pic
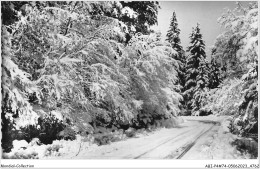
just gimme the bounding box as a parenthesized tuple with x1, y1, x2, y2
(154, 1, 254, 56)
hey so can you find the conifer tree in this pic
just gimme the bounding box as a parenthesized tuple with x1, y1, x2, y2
(184, 23, 208, 113)
(191, 58, 210, 112)
(166, 11, 182, 54)
(166, 11, 186, 101)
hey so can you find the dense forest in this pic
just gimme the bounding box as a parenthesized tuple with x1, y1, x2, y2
(1, 1, 258, 158)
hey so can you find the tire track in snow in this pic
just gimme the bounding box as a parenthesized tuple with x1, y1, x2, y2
(175, 124, 215, 159)
(133, 127, 198, 159)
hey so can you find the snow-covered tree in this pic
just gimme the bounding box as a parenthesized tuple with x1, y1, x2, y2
(120, 1, 160, 35)
(1, 1, 182, 152)
(166, 11, 182, 54)
(123, 33, 181, 126)
(184, 23, 208, 112)
(166, 11, 186, 111)
(1, 25, 42, 151)
(191, 59, 210, 112)
(203, 2, 258, 137)
(212, 2, 258, 78)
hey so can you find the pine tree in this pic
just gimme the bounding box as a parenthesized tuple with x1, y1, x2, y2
(166, 11, 186, 111)
(192, 58, 210, 112)
(166, 11, 183, 54)
(184, 23, 208, 113)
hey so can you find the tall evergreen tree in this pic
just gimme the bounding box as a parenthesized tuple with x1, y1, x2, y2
(184, 23, 208, 113)
(166, 11, 182, 54)
(166, 11, 186, 112)
(191, 58, 210, 112)
(166, 11, 186, 93)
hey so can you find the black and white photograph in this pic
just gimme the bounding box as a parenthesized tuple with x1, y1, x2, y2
(1, 0, 259, 168)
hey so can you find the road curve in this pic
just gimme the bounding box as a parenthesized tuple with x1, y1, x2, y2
(74, 118, 219, 159)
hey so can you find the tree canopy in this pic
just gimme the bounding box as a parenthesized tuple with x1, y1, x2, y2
(1, 1, 180, 152)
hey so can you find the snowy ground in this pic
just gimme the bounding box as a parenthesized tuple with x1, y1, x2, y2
(180, 116, 253, 159)
(3, 115, 257, 159)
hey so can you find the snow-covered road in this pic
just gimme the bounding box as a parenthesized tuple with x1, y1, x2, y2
(3, 115, 255, 159)
(73, 116, 233, 159)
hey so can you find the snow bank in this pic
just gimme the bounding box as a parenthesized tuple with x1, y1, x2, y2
(2, 135, 98, 159)
(12, 140, 29, 151)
